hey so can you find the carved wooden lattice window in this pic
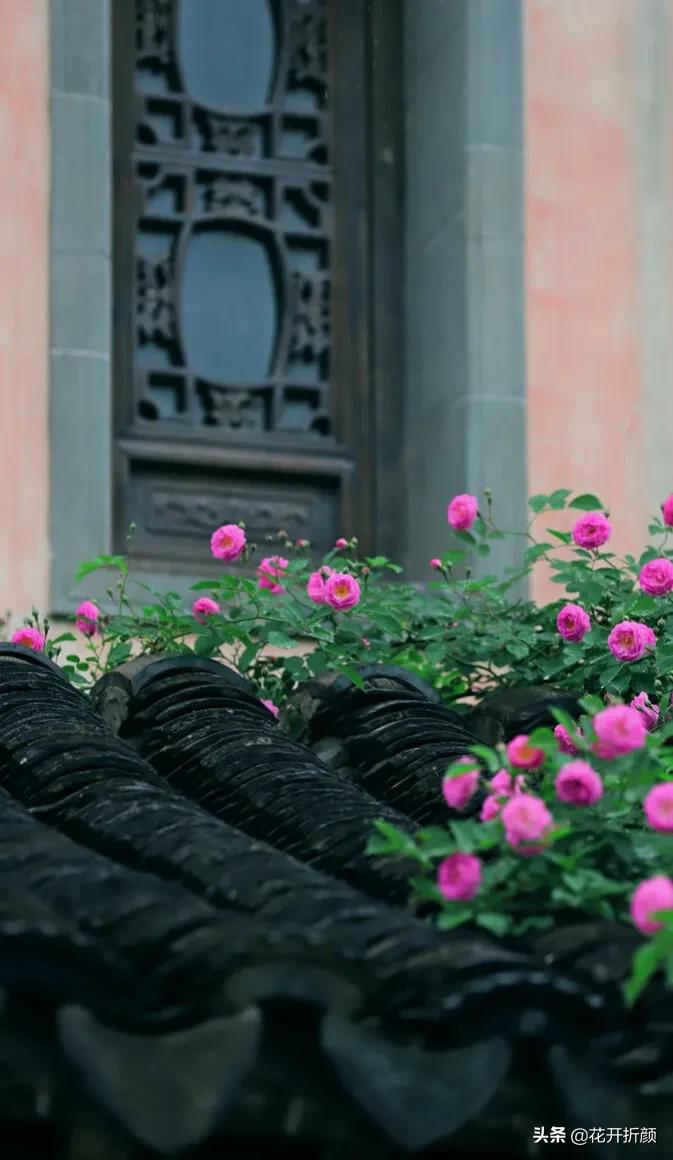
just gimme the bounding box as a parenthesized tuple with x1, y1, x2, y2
(113, 0, 376, 570)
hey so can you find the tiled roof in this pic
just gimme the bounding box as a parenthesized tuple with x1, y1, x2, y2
(0, 645, 668, 1157)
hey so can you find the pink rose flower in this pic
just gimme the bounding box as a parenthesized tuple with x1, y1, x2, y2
(480, 794, 502, 822)
(630, 875, 673, 935)
(335, 537, 348, 549)
(639, 557, 673, 596)
(639, 624, 657, 649)
(592, 704, 647, 759)
(258, 555, 289, 594)
(501, 793, 553, 850)
(306, 567, 331, 604)
(630, 691, 659, 731)
(443, 758, 480, 811)
(554, 723, 581, 755)
(75, 599, 101, 638)
(661, 496, 673, 527)
(643, 783, 673, 833)
(489, 769, 525, 797)
(447, 493, 478, 531)
(11, 626, 45, 651)
(295, 538, 309, 548)
(430, 558, 442, 570)
(210, 524, 246, 561)
(555, 760, 603, 806)
(571, 511, 612, 549)
(324, 572, 361, 611)
(261, 698, 280, 719)
(437, 852, 482, 902)
(192, 596, 220, 624)
(506, 734, 545, 771)
(607, 620, 652, 662)
(556, 603, 591, 643)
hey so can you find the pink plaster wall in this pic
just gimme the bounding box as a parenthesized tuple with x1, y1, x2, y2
(0, 0, 49, 621)
(525, 0, 645, 603)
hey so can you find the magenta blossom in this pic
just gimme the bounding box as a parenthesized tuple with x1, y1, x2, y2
(554, 723, 582, 755)
(555, 760, 603, 806)
(335, 537, 348, 549)
(501, 793, 553, 850)
(639, 557, 673, 596)
(607, 620, 654, 662)
(571, 511, 612, 549)
(260, 698, 280, 719)
(324, 572, 361, 611)
(592, 704, 647, 759)
(210, 524, 246, 562)
(480, 794, 501, 822)
(447, 493, 478, 531)
(643, 783, 673, 834)
(75, 600, 101, 638)
(506, 734, 545, 771)
(306, 567, 331, 604)
(630, 691, 659, 731)
(489, 769, 525, 797)
(661, 496, 673, 527)
(192, 596, 220, 623)
(437, 852, 482, 902)
(258, 556, 289, 594)
(443, 758, 480, 811)
(430, 558, 442, 570)
(11, 626, 45, 652)
(631, 875, 673, 935)
(556, 603, 591, 643)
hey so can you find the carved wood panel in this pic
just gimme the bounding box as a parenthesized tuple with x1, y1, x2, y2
(113, 0, 377, 569)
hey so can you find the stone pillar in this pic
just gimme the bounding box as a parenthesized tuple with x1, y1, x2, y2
(404, 0, 526, 582)
(49, 0, 112, 610)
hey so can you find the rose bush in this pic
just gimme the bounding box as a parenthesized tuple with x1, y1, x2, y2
(369, 693, 673, 1005)
(9, 485, 673, 1002)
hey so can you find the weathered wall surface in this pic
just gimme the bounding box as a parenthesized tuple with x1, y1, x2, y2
(526, 0, 673, 601)
(0, 1, 49, 620)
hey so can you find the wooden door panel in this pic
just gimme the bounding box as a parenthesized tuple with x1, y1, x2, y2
(113, 0, 373, 569)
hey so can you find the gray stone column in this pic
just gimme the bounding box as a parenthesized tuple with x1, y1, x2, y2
(49, 0, 112, 611)
(404, 0, 526, 583)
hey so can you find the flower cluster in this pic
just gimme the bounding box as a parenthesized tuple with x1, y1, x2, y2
(55, 482, 673, 1005)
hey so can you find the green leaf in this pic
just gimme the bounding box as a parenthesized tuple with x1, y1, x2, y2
(441, 550, 467, 567)
(467, 744, 501, 773)
(436, 908, 472, 931)
(266, 631, 297, 650)
(453, 530, 476, 546)
(569, 493, 604, 511)
(524, 543, 553, 565)
(193, 633, 216, 656)
(547, 529, 572, 544)
(337, 665, 366, 690)
(476, 912, 512, 937)
(74, 554, 127, 582)
(624, 939, 666, 1006)
(368, 820, 418, 857)
(237, 643, 259, 672)
(529, 494, 549, 514)
(548, 488, 573, 510)
(106, 641, 133, 668)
